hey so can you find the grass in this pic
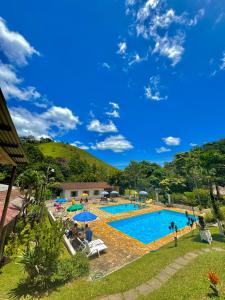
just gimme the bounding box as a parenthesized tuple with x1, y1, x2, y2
(38, 142, 116, 173)
(140, 251, 225, 300)
(0, 228, 224, 299)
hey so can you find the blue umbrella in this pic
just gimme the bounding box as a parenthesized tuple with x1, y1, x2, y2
(73, 211, 97, 222)
(56, 198, 67, 203)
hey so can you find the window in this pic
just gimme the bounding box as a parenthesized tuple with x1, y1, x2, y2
(70, 191, 78, 197)
(94, 190, 99, 196)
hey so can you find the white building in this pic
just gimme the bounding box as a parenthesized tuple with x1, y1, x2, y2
(60, 182, 118, 199)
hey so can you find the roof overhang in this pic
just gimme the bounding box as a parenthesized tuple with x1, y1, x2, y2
(0, 88, 28, 165)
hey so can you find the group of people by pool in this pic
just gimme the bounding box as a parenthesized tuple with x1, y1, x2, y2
(64, 220, 93, 250)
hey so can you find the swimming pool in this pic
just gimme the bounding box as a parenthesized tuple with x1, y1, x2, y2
(108, 210, 192, 244)
(100, 203, 141, 214)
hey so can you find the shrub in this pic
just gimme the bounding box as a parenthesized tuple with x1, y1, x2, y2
(184, 189, 210, 208)
(171, 193, 188, 204)
(204, 211, 216, 223)
(57, 252, 89, 281)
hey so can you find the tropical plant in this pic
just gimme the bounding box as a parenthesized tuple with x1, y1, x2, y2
(208, 271, 220, 296)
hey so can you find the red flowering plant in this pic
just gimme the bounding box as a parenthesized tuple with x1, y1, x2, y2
(208, 271, 220, 296)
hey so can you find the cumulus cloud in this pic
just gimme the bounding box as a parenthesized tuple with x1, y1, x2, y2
(87, 119, 118, 133)
(0, 17, 39, 66)
(145, 76, 167, 101)
(70, 141, 89, 150)
(117, 41, 127, 56)
(10, 106, 81, 138)
(156, 146, 171, 153)
(92, 135, 133, 152)
(163, 136, 181, 146)
(190, 143, 198, 147)
(0, 61, 41, 101)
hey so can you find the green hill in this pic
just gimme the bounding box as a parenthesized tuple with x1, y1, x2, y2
(38, 142, 116, 173)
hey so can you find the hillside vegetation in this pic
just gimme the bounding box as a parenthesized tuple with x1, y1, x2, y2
(38, 142, 116, 173)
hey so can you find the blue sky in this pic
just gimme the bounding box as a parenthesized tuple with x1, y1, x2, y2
(0, 0, 225, 169)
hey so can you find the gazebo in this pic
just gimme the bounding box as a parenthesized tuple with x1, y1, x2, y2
(0, 88, 28, 257)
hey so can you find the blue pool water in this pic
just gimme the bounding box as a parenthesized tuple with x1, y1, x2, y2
(100, 203, 141, 214)
(108, 210, 192, 244)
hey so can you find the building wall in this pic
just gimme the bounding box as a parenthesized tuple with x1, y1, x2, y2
(62, 188, 107, 198)
(0, 187, 21, 203)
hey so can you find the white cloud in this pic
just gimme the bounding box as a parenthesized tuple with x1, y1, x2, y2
(109, 102, 120, 109)
(156, 146, 171, 153)
(117, 41, 127, 56)
(87, 119, 118, 133)
(153, 33, 185, 66)
(145, 76, 167, 101)
(92, 135, 133, 152)
(163, 136, 181, 146)
(190, 143, 198, 147)
(137, 0, 159, 21)
(106, 101, 120, 118)
(126, 2, 205, 66)
(128, 52, 147, 66)
(42, 106, 81, 131)
(220, 52, 225, 70)
(10, 105, 81, 138)
(102, 62, 111, 70)
(0, 61, 41, 101)
(71, 141, 89, 150)
(106, 110, 120, 118)
(0, 17, 39, 66)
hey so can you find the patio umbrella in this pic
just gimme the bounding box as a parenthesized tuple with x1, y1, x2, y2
(67, 204, 83, 212)
(111, 191, 119, 195)
(72, 211, 97, 222)
(80, 193, 89, 197)
(55, 198, 67, 203)
(100, 191, 109, 196)
(139, 191, 148, 196)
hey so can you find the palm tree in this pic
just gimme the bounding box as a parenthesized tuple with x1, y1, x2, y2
(16, 169, 45, 220)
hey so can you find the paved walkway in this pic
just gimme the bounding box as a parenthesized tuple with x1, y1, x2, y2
(99, 247, 225, 300)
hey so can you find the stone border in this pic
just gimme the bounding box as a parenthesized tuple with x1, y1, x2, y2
(99, 247, 225, 300)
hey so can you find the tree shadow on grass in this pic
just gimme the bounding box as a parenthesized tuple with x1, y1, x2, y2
(9, 277, 68, 299)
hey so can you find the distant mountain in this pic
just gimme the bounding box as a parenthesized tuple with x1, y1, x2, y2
(38, 142, 117, 173)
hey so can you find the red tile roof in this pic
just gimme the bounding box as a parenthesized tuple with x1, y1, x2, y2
(60, 182, 116, 190)
(0, 203, 20, 227)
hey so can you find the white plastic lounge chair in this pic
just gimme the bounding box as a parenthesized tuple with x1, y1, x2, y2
(200, 229, 212, 244)
(77, 238, 107, 257)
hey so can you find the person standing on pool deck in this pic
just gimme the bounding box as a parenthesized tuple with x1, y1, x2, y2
(85, 224, 93, 242)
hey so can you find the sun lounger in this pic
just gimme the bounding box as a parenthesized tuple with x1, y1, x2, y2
(77, 238, 107, 257)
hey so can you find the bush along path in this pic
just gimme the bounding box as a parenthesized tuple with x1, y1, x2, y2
(99, 247, 225, 300)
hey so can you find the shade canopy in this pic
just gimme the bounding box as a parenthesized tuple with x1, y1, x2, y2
(80, 193, 89, 197)
(0, 89, 28, 165)
(56, 198, 67, 203)
(111, 191, 119, 195)
(73, 211, 97, 222)
(100, 191, 109, 195)
(130, 190, 138, 195)
(67, 204, 83, 212)
(139, 191, 148, 195)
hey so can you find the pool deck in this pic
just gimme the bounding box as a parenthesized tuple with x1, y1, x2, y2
(48, 198, 196, 275)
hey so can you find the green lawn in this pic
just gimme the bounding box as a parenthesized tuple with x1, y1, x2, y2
(0, 228, 224, 300)
(140, 251, 225, 300)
